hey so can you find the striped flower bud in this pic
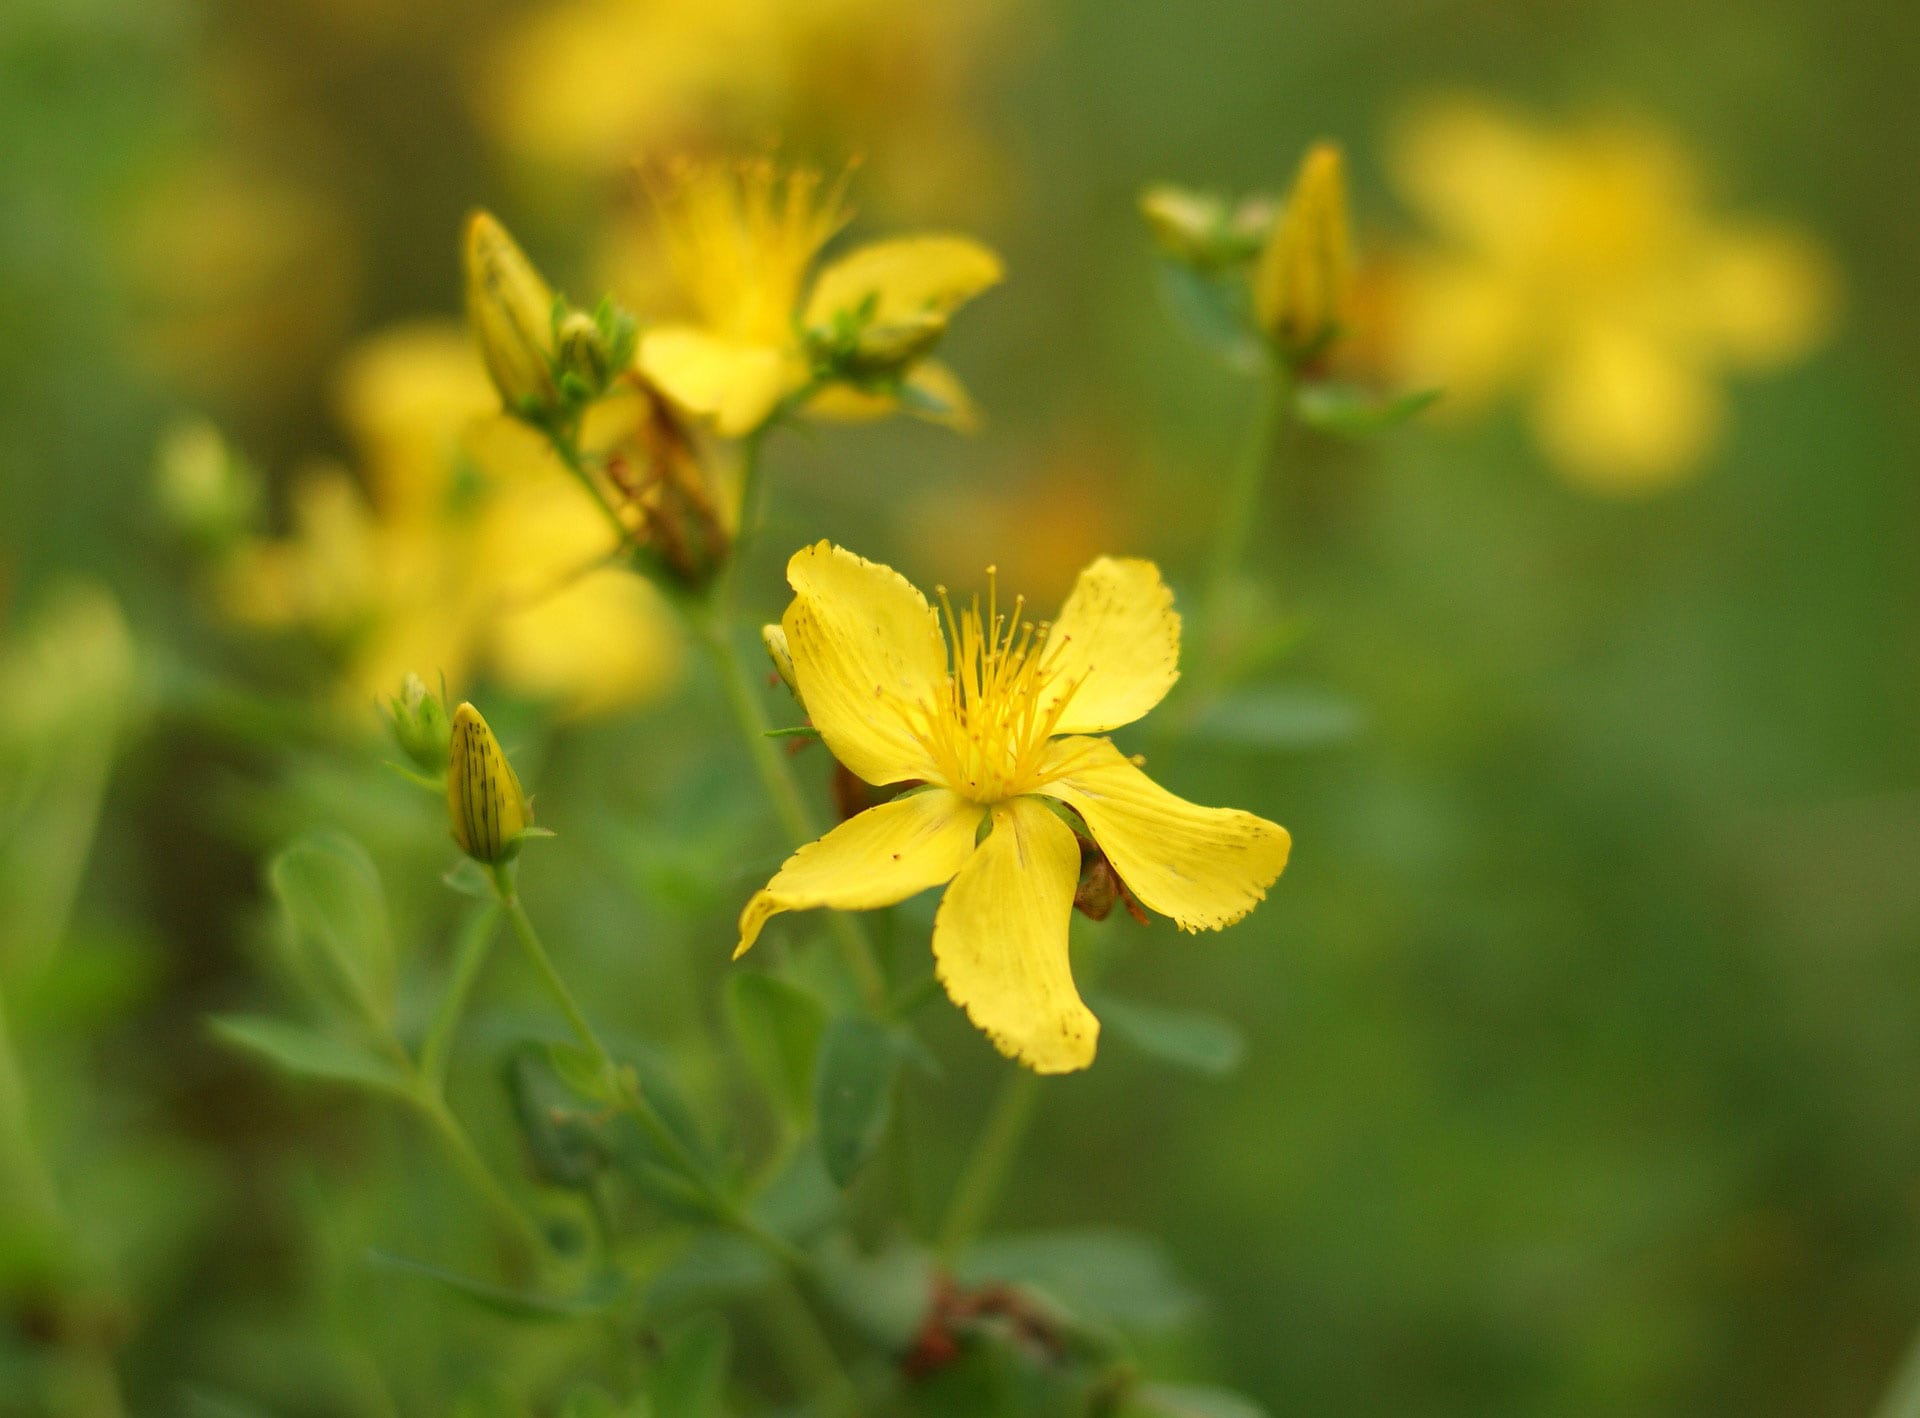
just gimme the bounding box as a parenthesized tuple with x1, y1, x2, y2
(447, 702, 531, 863)
(463, 211, 561, 419)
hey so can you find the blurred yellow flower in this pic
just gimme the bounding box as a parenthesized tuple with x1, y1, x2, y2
(479, 0, 1015, 221)
(735, 544, 1290, 1073)
(637, 158, 1002, 437)
(223, 324, 681, 717)
(1387, 97, 1837, 492)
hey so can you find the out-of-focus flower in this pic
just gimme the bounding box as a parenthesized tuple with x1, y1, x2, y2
(1385, 96, 1838, 492)
(221, 324, 681, 717)
(637, 158, 1002, 437)
(121, 159, 358, 411)
(734, 544, 1291, 1074)
(1254, 142, 1355, 363)
(897, 438, 1140, 606)
(447, 702, 531, 864)
(479, 0, 1016, 222)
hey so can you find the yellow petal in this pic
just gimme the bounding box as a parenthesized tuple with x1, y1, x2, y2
(490, 566, 681, 719)
(932, 795, 1097, 1074)
(447, 701, 531, 864)
(736, 789, 984, 957)
(1532, 323, 1721, 493)
(1041, 558, 1180, 735)
(782, 541, 947, 786)
(1694, 224, 1838, 370)
(803, 234, 1004, 333)
(1038, 737, 1289, 932)
(638, 325, 802, 437)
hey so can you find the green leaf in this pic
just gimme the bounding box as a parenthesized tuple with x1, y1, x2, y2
(368, 1249, 627, 1321)
(548, 1040, 618, 1104)
(815, 1014, 899, 1188)
(1185, 685, 1363, 752)
(1088, 993, 1246, 1077)
(1126, 1384, 1271, 1418)
(210, 1015, 412, 1098)
(1294, 382, 1441, 437)
(442, 857, 494, 899)
(1154, 260, 1265, 372)
(726, 971, 827, 1125)
(647, 1315, 729, 1418)
(505, 1046, 607, 1190)
(957, 1230, 1200, 1334)
(269, 830, 395, 1026)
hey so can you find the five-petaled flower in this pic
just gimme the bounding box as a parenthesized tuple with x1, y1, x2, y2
(734, 543, 1291, 1074)
(638, 158, 1003, 438)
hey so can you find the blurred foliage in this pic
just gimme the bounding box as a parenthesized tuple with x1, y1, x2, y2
(4, 0, 1920, 1413)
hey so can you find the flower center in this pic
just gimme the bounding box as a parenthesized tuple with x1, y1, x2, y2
(901, 569, 1083, 805)
(648, 158, 851, 346)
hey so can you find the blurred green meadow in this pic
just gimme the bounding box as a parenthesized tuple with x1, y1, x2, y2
(3, 0, 1919, 1413)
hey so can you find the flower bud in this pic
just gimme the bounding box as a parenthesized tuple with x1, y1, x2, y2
(1253, 142, 1354, 363)
(761, 624, 800, 700)
(447, 702, 531, 863)
(384, 672, 451, 773)
(154, 417, 260, 551)
(463, 211, 560, 419)
(555, 309, 613, 393)
(1140, 186, 1275, 268)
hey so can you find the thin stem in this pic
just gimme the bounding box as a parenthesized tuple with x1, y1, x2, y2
(418, 901, 503, 1093)
(414, 1091, 545, 1267)
(1199, 356, 1294, 645)
(759, 1276, 860, 1417)
(937, 1069, 1042, 1260)
(548, 427, 634, 552)
(687, 416, 890, 1012)
(0, 989, 64, 1231)
(495, 873, 614, 1062)
(490, 871, 814, 1269)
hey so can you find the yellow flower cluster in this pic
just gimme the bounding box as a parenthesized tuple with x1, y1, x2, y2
(1386, 96, 1837, 492)
(222, 324, 680, 717)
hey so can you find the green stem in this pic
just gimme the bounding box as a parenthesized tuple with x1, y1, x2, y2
(759, 1276, 860, 1416)
(418, 901, 503, 1094)
(490, 872, 813, 1269)
(414, 1090, 545, 1267)
(1199, 357, 1293, 647)
(0, 988, 63, 1231)
(937, 1069, 1043, 1260)
(549, 427, 633, 551)
(688, 420, 889, 1011)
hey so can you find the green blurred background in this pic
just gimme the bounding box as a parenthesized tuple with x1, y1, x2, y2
(4, 0, 1918, 1412)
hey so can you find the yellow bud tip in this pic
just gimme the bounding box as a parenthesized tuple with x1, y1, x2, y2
(1254, 138, 1355, 360)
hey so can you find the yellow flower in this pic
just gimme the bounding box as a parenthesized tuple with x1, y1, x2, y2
(1253, 142, 1354, 361)
(637, 159, 1002, 437)
(1386, 97, 1837, 492)
(735, 544, 1291, 1074)
(447, 702, 531, 863)
(222, 323, 681, 716)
